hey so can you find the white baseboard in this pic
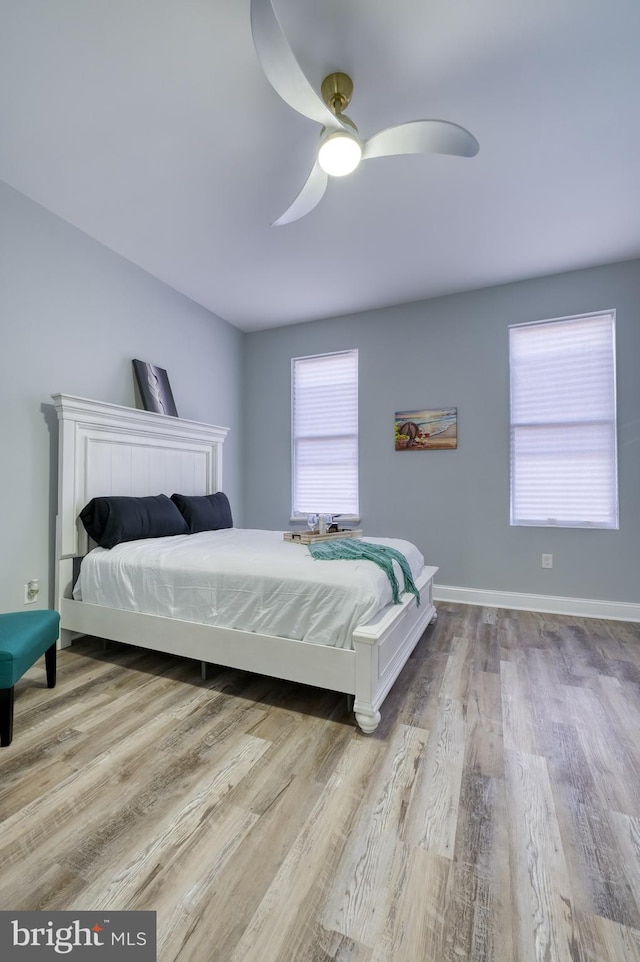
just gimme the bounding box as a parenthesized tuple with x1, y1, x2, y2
(433, 584, 640, 623)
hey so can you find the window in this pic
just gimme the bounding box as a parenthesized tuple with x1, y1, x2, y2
(509, 311, 618, 528)
(291, 350, 359, 518)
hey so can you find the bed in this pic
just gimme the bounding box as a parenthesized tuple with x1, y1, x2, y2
(52, 394, 438, 733)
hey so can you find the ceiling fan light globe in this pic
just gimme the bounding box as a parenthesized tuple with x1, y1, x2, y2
(318, 131, 362, 177)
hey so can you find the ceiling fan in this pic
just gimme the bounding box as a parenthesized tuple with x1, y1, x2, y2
(250, 0, 480, 226)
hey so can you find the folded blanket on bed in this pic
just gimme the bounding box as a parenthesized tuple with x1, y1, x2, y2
(308, 539, 420, 606)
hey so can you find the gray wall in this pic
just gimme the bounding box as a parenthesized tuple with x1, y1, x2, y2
(243, 259, 640, 604)
(0, 181, 244, 612)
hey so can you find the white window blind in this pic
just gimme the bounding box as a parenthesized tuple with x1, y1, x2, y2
(510, 311, 618, 528)
(292, 350, 359, 517)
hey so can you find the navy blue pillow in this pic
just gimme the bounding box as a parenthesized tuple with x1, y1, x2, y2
(171, 492, 233, 533)
(79, 494, 189, 549)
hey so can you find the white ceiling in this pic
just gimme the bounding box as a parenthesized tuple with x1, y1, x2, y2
(1, 0, 639, 332)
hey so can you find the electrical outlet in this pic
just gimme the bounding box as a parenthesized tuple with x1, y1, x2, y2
(541, 554, 553, 569)
(24, 579, 39, 604)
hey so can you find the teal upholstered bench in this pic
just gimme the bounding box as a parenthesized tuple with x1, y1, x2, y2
(0, 609, 60, 746)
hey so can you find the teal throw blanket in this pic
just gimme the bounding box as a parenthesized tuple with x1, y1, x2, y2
(308, 539, 420, 606)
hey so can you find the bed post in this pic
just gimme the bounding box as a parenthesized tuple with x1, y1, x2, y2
(354, 706, 382, 734)
(352, 566, 438, 734)
(352, 634, 382, 733)
(55, 555, 75, 650)
(53, 398, 80, 649)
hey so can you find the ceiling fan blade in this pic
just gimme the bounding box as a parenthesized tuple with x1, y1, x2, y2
(250, 0, 342, 129)
(272, 160, 329, 226)
(362, 120, 479, 161)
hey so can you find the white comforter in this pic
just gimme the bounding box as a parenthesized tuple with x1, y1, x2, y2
(73, 528, 424, 649)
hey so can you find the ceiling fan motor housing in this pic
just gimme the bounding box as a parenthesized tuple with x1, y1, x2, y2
(321, 72, 354, 115)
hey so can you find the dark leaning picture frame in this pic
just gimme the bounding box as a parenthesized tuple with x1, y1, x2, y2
(132, 359, 179, 417)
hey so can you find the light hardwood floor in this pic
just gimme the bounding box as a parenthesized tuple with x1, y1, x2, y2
(1, 603, 640, 961)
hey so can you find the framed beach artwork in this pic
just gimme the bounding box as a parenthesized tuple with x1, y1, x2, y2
(132, 359, 179, 417)
(395, 408, 457, 450)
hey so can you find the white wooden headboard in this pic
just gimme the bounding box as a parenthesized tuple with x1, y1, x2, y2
(52, 395, 229, 613)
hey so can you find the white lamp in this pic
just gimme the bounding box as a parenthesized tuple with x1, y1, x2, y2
(318, 129, 362, 177)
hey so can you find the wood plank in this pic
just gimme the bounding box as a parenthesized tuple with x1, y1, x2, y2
(370, 847, 451, 962)
(573, 910, 640, 962)
(283, 529, 363, 543)
(609, 811, 640, 923)
(473, 621, 501, 674)
(444, 769, 514, 962)
(525, 646, 569, 728)
(505, 750, 574, 962)
(398, 649, 448, 731)
(568, 686, 640, 817)
(597, 674, 640, 754)
(500, 656, 538, 755)
(321, 723, 428, 947)
(463, 669, 504, 778)
(402, 695, 465, 858)
(535, 709, 637, 929)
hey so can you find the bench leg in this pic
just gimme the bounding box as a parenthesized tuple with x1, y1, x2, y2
(0, 687, 14, 747)
(45, 642, 57, 689)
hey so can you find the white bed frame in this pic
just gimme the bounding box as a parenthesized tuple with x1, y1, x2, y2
(52, 394, 438, 734)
